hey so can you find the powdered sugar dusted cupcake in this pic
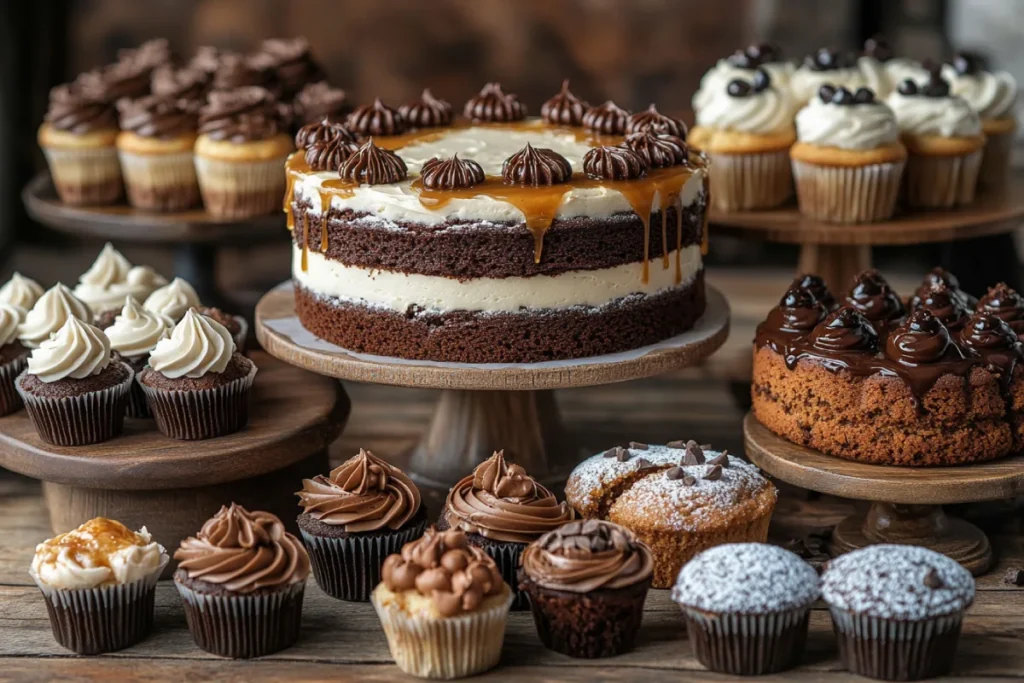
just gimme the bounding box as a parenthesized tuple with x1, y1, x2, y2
(822, 545, 975, 681)
(672, 543, 819, 675)
(74, 243, 167, 317)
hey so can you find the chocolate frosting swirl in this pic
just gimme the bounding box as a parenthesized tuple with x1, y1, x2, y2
(420, 155, 485, 190)
(845, 269, 905, 323)
(626, 103, 688, 138)
(305, 137, 359, 172)
(45, 84, 117, 134)
(399, 89, 453, 129)
(151, 65, 208, 103)
(198, 86, 282, 142)
(257, 37, 325, 98)
(117, 95, 198, 139)
(959, 312, 1020, 351)
(502, 143, 573, 186)
(77, 62, 151, 104)
(174, 504, 309, 593)
(583, 146, 647, 180)
(582, 100, 630, 134)
(444, 451, 575, 543)
(886, 310, 957, 365)
(295, 117, 355, 150)
(914, 283, 969, 330)
(293, 81, 351, 125)
(189, 46, 222, 77)
(463, 82, 527, 123)
(541, 80, 589, 126)
(912, 267, 977, 309)
(297, 449, 422, 532)
(792, 273, 836, 309)
(520, 520, 653, 593)
(381, 527, 505, 617)
(346, 98, 408, 137)
(339, 138, 408, 185)
(764, 286, 829, 334)
(809, 307, 880, 353)
(977, 283, 1024, 330)
(623, 132, 688, 168)
(211, 53, 272, 91)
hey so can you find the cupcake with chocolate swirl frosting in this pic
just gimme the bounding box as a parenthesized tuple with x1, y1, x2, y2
(519, 520, 653, 658)
(439, 450, 575, 609)
(296, 448, 427, 602)
(174, 504, 310, 659)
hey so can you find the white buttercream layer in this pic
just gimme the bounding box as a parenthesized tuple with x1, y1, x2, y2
(293, 245, 702, 313)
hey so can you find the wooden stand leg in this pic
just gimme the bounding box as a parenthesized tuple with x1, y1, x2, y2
(830, 502, 993, 576)
(407, 390, 567, 491)
(797, 244, 872, 293)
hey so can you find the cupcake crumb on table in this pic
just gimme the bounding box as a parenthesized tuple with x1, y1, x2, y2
(74, 243, 167, 317)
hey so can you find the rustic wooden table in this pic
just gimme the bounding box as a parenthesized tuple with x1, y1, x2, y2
(2, 360, 1022, 681)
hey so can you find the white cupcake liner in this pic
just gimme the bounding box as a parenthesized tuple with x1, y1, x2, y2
(139, 361, 257, 440)
(42, 144, 123, 206)
(371, 589, 513, 680)
(30, 554, 168, 654)
(792, 158, 904, 224)
(117, 149, 200, 211)
(680, 605, 811, 675)
(904, 149, 982, 208)
(708, 149, 793, 212)
(0, 354, 28, 416)
(193, 153, 289, 219)
(978, 127, 1013, 189)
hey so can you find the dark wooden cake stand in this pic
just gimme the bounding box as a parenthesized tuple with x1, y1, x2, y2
(0, 352, 349, 574)
(255, 284, 730, 492)
(744, 412, 1024, 575)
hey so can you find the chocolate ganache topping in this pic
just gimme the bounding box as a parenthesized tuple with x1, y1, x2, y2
(502, 144, 573, 186)
(399, 89, 453, 128)
(198, 86, 282, 142)
(885, 309, 959, 365)
(914, 282, 969, 330)
(381, 527, 506, 617)
(463, 82, 528, 123)
(211, 52, 273, 91)
(151, 65, 208, 102)
(960, 312, 1020, 352)
(305, 137, 359, 172)
(582, 100, 630, 135)
(809, 307, 880, 354)
(977, 283, 1024, 334)
(582, 145, 647, 180)
(626, 104, 688, 138)
(520, 520, 653, 593)
(845, 269, 905, 324)
(420, 155, 485, 190)
(77, 63, 150, 104)
(623, 132, 688, 168)
(339, 138, 408, 185)
(297, 449, 422, 532)
(541, 80, 589, 126)
(911, 267, 977, 309)
(116, 95, 198, 139)
(763, 287, 829, 335)
(44, 84, 118, 134)
(444, 451, 575, 543)
(174, 504, 309, 593)
(257, 37, 325, 97)
(293, 81, 351, 125)
(346, 98, 408, 137)
(793, 273, 837, 309)
(295, 117, 355, 150)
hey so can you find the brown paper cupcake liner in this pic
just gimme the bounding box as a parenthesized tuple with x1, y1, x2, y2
(477, 540, 530, 611)
(118, 149, 201, 212)
(16, 363, 134, 446)
(520, 574, 649, 658)
(193, 153, 289, 220)
(30, 555, 168, 655)
(42, 145, 123, 206)
(175, 579, 305, 659)
(371, 588, 513, 679)
(681, 605, 811, 675)
(792, 158, 904, 224)
(829, 608, 964, 681)
(978, 128, 1013, 190)
(0, 354, 29, 416)
(139, 362, 257, 440)
(903, 149, 982, 209)
(126, 379, 152, 419)
(301, 518, 427, 602)
(708, 149, 793, 212)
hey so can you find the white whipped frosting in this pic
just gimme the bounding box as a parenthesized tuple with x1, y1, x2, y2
(0, 303, 25, 347)
(31, 521, 166, 590)
(0, 273, 43, 310)
(693, 59, 795, 112)
(75, 243, 168, 314)
(695, 77, 794, 134)
(18, 283, 92, 348)
(795, 96, 901, 149)
(148, 308, 235, 379)
(27, 317, 111, 383)
(885, 58, 930, 90)
(143, 277, 201, 321)
(790, 66, 866, 104)
(941, 65, 1018, 120)
(105, 296, 172, 359)
(857, 56, 893, 98)
(885, 90, 982, 137)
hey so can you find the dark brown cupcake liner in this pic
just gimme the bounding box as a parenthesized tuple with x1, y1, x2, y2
(16, 363, 134, 446)
(0, 354, 28, 416)
(519, 573, 650, 658)
(680, 605, 811, 675)
(476, 539, 530, 611)
(126, 378, 151, 419)
(139, 361, 257, 440)
(829, 608, 964, 681)
(300, 518, 427, 602)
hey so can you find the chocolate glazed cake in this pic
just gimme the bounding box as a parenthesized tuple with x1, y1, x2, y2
(285, 83, 709, 363)
(752, 269, 1024, 466)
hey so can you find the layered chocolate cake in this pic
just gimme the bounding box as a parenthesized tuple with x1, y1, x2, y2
(752, 269, 1024, 466)
(286, 83, 709, 363)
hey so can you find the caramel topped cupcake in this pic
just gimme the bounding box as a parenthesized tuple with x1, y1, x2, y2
(74, 243, 167, 316)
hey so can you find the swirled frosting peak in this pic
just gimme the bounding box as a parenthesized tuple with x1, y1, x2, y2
(174, 504, 309, 593)
(105, 296, 172, 359)
(27, 317, 111, 383)
(18, 283, 92, 349)
(521, 519, 653, 593)
(845, 269, 905, 323)
(695, 70, 794, 135)
(914, 283, 969, 330)
(763, 286, 828, 335)
(977, 283, 1024, 330)
(795, 92, 900, 149)
(959, 313, 1020, 352)
(885, 85, 982, 137)
(886, 310, 958, 366)
(0, 273, 43, 310)
(941, 62, 1017, 120)
(445, 450, 575, 543)
(809, 307, 880, 354)
(75, 243, 167, 314)
(0, 303, 24, 347)
(143, 277, 201, 321)
(297, 449, 422, 532)
(148, 308, 235, 379)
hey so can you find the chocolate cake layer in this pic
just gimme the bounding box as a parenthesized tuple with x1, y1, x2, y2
(293, 272, 706, 363)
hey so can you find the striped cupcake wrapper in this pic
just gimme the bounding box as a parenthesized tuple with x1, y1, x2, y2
(681, 605, 812, 675)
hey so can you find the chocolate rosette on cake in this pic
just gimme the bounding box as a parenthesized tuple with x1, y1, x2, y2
(977, 283, 1024, 339)
(960, 312, 1024, 449)
(910, 267, 977, 309)
(844, 269, 905, 336)
(792, 273, 836, 309)
(541, 80, 589, 126)
(911, 283, 970, 331)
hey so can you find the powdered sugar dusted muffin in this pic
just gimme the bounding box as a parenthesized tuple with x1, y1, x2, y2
(672, 543, 819, 675)
(821, 545, 975, 681)
(565, 441, 777, 587)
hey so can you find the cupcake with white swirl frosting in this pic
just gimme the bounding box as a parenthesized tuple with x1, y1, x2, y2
(689, 68, 796, 211)
(142, 276, 247, 349)
(0, 302, 30, 415)
(791, 84, 906, 223)
(105, 296, 171, 418)
(17, 283, 92, 348)
(16, 316, 134, 445)
(0, 272, 44, 310)
(138, 308, 256, 439)
(74, 243, 167, 316)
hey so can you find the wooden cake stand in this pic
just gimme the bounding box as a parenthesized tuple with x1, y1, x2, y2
(0, 352, 349, 574)
(255, 284, 730, 491)
(744, 412, 1024, 575)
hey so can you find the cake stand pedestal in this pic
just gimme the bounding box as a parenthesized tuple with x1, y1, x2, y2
(255, 284, 730, 491)
(744, 412, 1024, 575)
(0, 352, 348, 575)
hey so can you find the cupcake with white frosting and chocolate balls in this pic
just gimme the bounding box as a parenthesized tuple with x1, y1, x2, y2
(30, 517, 169, 655)
(693, 43, 795, 114)
(104, 296, 171, 418)
(689, 68, 796, 211)
(0, 272, 43, 310)
(296, 448, 428, 602)
(672, 543, 819, 675)
(74, 243, 167, 317)
(141, 277, 247, 349)
(791, 48, 866, 104)
(822, 545, 975, 681)
(791, 84, 906, 223)
(886, 73, 984, 208)
(17, 282, 92, 349)
(138, 308, 256, 440)
(0, 303, 29, 415)
(439, 450, 575, 610)
(519, 520, 653, 659)
(16, 317, 134, 446)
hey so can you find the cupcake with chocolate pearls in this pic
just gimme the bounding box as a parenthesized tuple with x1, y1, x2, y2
(439, 450, 575, 610)
(138, 308, 256, 440)
(174, 504, 310, 659)
(0, 303, 29, 415)
(74, 243, 167, 317)
(672, 543, 819, 675)
(104, 296, 171, 418)
(822, 545, 975, 681)
(16, 317, 134, 446)
(519, 520, 653, 658)
(296, 448, 427, 602)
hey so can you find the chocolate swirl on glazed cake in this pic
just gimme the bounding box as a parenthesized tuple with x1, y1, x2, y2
(339, 138, 408, 184)
(346, 98, 407, 137)
(502, 144, 572, 186)
(844, 269, 905, 325)
(762, 287, 829, 335)
(626, 104, 688, 138)
(885, 310, 959, 365)
(809, 307, 880, 353)
(293, 81, 351, 125)
(420, 155, 485, 190)
(398, 89, 453, 128)
(463, 82, 527, 123)
(582, 100, 630, 135)
(44, 84, 117, 134)
(792, 273, 836, 309)
(305, 137, 359, 172)
(582, 146, 647, 180)
(911, 267, 977, 309)
(622, 132, 688, 168)
(295, 117, 355, 150)
(117, 95, 198, 139)
(960, 313, 1020, 352)
(198, 86, 282, 142)
(913, 283, 969, 330)
(541, 80, 589, 126)
(977, 283, 1024, 335)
